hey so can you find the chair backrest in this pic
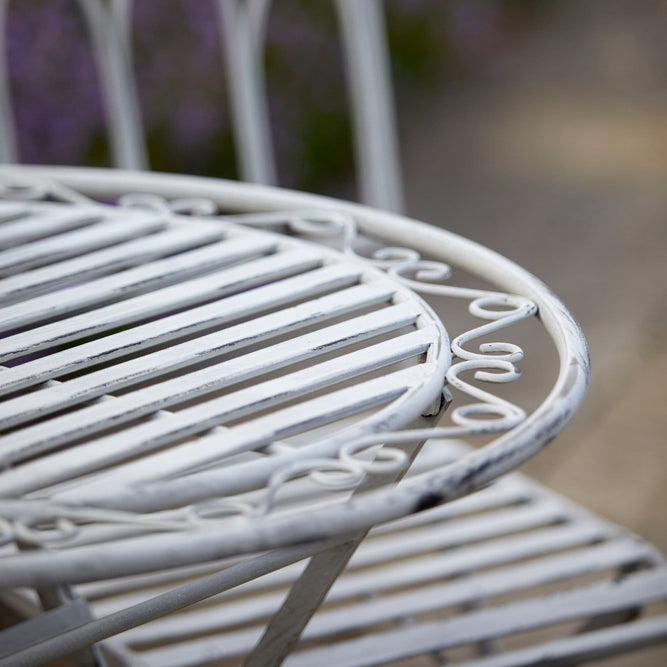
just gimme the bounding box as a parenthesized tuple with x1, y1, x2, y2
(0, 0, 404, 212)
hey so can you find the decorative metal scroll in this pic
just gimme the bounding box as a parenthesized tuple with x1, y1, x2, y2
(0, 178, 538, 544)
(223, 207, 537, 512)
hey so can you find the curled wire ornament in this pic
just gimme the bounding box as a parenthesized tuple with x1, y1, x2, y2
(369, 246, 421, 267)
(0, 499, 262, 547)
(261, 443, 409, 515)
(383, 258, 454, 290)
(230, 209, 359, 253)
(446, 359, 525, 430)
(233, 208, 531, 302)
(118, 192, 170, 213)
(118, 192, 219, 217)
(287, 210, 356, 244)
(274, 210, 535, 311)
(187, 497, 257, 523)
(169, 197, 219, 216)
(339, 439, 408, 475)
(13, 516, 80, 546)
(452, 296, 536, 364)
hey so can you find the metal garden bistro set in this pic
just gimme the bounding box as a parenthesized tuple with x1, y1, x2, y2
(0, 1, 665, 665)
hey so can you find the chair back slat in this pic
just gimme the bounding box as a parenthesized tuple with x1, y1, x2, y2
(217, 0, 277, 185)
(79, 0, 148, 170)
(336, 0, 404, 213)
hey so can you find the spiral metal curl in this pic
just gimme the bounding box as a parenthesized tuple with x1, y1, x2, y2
(0, 501, 191, 547)
(118, 192, 219, 217)
(261, 441, 409, 514)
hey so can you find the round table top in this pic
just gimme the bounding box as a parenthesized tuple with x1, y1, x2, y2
(0, 166, 589, 587)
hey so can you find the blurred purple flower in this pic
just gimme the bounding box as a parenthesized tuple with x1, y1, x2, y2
(7, 0, 105, 164)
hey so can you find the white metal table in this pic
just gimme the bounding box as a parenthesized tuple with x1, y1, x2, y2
(0, 166, 664, 667)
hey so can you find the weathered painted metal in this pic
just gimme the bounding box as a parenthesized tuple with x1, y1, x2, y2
(0, 169, 664, 667)
(0, 0, 664, 660)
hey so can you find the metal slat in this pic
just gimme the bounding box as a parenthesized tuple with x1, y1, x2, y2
(0, 224, 225, 303)
(117, 538, 653, 646)
(0, 202, 27, 223)
(0, 210, 165, 274)
(0, 206, 101, 248)
(197, 521, 603, 608)
(50, 331, 434, 501)
(0, 284, 397, 431)
(0, 263, 365, 396)
(140, 569, 667, 667)
(335, 522, 611, 599)
(134, 625, 256, 666)
(459, 614, 667, 667)
(0, 305, 423, 491)
(87, 521, 604, 618)
(306, 539, 655, 642)
(351, 501, 567, 568)
(0, 234, 278, 334)
(227, 520, 607, 603)
(276, 570, 667, 667)
(0, 247, 322, 360)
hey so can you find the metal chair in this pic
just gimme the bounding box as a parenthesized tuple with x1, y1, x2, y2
(0, 2, 665, 665)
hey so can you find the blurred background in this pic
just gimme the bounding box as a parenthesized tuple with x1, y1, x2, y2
(4, 0, 666, 662)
